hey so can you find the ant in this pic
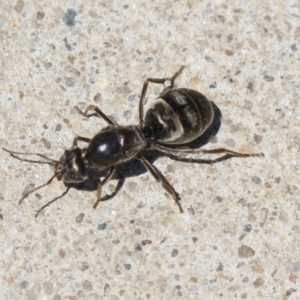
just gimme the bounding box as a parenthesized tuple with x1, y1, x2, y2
(3, 66, 263, 217)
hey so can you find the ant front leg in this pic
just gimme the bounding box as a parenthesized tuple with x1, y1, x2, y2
(93, 166, 116, 209)
(139, 66, 185, 127)
(74, 104, 117, 126)
(137, 154, 183, 213)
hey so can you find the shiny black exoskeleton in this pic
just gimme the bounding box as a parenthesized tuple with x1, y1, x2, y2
(3, 66, 263, 217)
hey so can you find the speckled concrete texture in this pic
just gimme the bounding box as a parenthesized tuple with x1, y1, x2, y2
(0, 1, 299, 299)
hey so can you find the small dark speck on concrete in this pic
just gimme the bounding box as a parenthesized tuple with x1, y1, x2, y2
(75, 213, 85, 223)
(225, 276, 234, 282)
(63, 9, 77, 27)
(135, 243, 142, 251)
(123, 110, 132, 121)
(41, 137, 51, 149)
(247, 82, 254, 91)
(243, 99, 253, 110)
(104, 283, 110, 297)
(209, 82, 217, 88)
(263, 75, 274, 82)
(0, 214, 3, 220)
(171, 249, 179, 257)
(123, 4, 129, 9)
(291, 44, 297, 51)
(20, 281, 29, 289)
(218, 15, 225, 21)
(55, 124, 62, 131)
(92, 56, 98, 60)
(217, 263, 223, 271)
(130, 220, 135, 224)
(235, 70, 241, 75)
(242, 277, 249, 283)
(227, 34, 234, 43)
(237, 262, 245, 268)
(37, 11, 45, 20)
(43, 124, 48, 129)
(124, 264, 131, 270)
(238, 198, 247, 207)
(145, 57, 153, 63)
(66, 78, 75, 87)
(286, 288, 297, 296)
(14, 0, 24, 13)
(243, 224, 253, 232)
(275, 177, 281, 184)
(213, 196, 223, 203)
(35, 193, 42, 200)
(141, 240, 152, 246)
(289, 262, 300, 272)
(127, 94, 136, 102)
(60, 85, 67, 92)
(252, 176, 262, 184)
(254, 134, 263, 144)
(160, 237, 167, 244)
(187, 207, 195, 215)
(89, 78, 95, 84)
(98, 223, 107, 230)
(63, 37, 73, 51)
(204, 56, 214, 63)
(137, 202, 146, 209)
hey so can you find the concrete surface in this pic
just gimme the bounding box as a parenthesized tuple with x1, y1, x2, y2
(0, 0, 299, 299)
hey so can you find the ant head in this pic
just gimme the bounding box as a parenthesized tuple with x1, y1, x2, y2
(57, 147, 88, 183)
(2, 146, 88, 217)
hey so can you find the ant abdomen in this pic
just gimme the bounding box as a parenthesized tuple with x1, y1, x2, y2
(143, 88, 214, 145)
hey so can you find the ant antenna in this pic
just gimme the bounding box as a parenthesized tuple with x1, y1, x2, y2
(19, 172, 59, 205)
(2, 148, 58, 165)
(35, 187, 71, 218)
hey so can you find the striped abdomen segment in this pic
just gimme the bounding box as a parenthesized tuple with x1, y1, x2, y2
(143, 88, 213, 144)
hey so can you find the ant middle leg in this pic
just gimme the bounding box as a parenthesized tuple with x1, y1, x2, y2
(153, 143, 264, 158)
(74, 104, 117, 126)
(93, 166, 116, 209)
(139, 66, 185, 127)
(137, 154, 183, 213)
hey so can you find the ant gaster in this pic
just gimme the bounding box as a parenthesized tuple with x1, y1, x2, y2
(3, 66, 264, 217)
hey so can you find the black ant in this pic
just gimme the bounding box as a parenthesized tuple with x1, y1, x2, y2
(3, 66, 263, 217)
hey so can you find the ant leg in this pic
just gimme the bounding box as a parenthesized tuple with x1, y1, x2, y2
(93, 166, 116, 209)
(74, 104, 117, 126)
(72, 136, 91, 147)
(137, 154, 183, 213)
(139, 66, 185, 127)
(153, 143, 264, 158)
